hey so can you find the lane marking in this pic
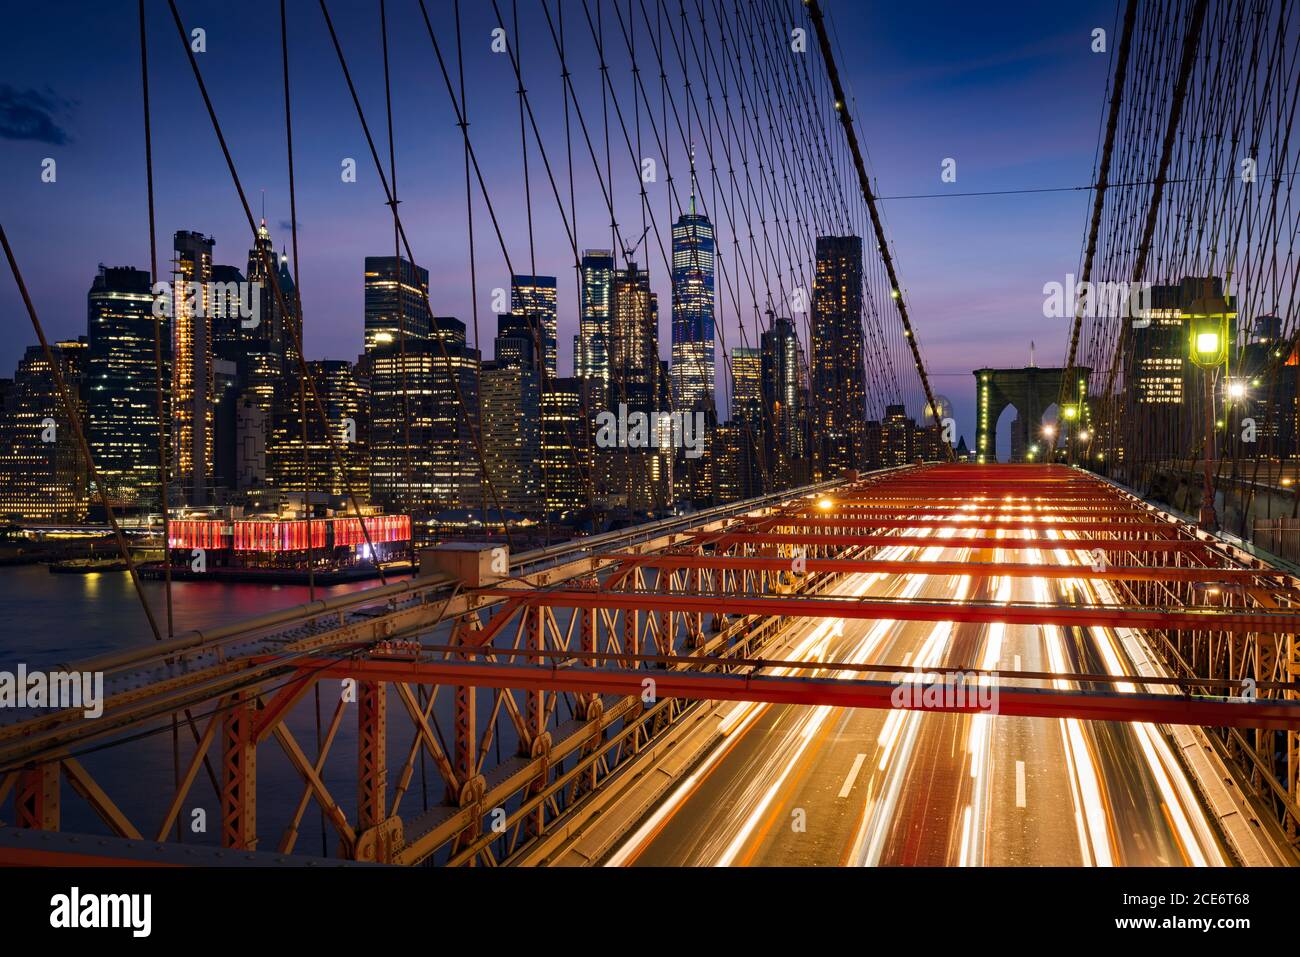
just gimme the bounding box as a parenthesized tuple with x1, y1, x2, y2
(1015, 760, 1026, 808)
(839, 753, 868, 799)
(1014, 654, 1021, 672)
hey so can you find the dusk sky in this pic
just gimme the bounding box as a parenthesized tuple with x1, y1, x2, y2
(0, 0, 1118, 446)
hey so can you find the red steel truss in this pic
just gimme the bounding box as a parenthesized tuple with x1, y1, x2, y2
(1, 463, 1298, 865)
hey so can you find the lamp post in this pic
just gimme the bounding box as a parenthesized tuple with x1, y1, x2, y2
(1187, 287, 1233, 532)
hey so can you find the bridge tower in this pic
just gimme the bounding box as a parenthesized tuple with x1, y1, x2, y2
(974, 366, 1090, 463)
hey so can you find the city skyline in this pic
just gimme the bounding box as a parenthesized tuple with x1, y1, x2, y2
(0, 0, 1118, 444)
(1, 0, 1298, 902)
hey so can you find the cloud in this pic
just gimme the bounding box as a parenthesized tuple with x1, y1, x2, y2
(0, 85, 74, 144)
(278, 219, 302, 232)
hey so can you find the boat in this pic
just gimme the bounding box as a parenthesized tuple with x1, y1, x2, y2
(48, 558, 129, 574)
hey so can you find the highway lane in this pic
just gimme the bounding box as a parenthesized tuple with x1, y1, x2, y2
(608, 508, 1229, 867)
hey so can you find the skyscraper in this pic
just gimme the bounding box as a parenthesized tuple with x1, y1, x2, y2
(670, 189, 715, 411)
(541, 377, 590, 517)
(610, 263, 659, 414)
(364, 256, 430, 352)
(369, 315, 479, 513)
(510, 274, 557, 379)
(242, 220, 296, 422)
(606, 262, 662, 511)
(172, 230, 215, 505)
(1128, 277, 1234, 462)
(575, 249, 614, 402)
(727, 345, 763, 497)
(730, 347, 762, 425)
(481, 313, 541, 514)
(267, 359, 369, 496)
(761, 314, 807, 488)
(0, 341, 89, 522)
(86, 265, 165, 505)
(811, 235, 866, 479)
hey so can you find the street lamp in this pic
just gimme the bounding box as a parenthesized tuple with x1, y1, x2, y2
(1226, 379, 1247, 401)
(1187, 286, 1235, 532)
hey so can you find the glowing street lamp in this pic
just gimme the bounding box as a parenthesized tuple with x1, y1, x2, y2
(1186, 287, 1236, 531)
(817, 497, 834, 511)
(1226, 379, 1247, 401)
(1077, 429, 1091, 442)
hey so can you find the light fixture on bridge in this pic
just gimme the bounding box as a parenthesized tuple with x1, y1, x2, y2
(1187, 285, 1235, 533)
(1187, 290, 1234, 369)
(1077, 429, 1091, 442)
(1042, 424, 1057, 439)
(1226, 379, 1247, 400)
(817, 497, 834, 511)
(1062, 405, 1078, 420)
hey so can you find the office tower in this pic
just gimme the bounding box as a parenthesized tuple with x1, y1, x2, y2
(481, 314, 542, 514)
(85, 265, 165, 505)
(510, 274, 557, 379)
(670, 190, 716, 411)
(730, 347, 762, 424)
(610, 263, 659, 413)
(719, 345, 762, 499)
(811, 235, 866, 479)
(172, 230, 215, 505)
(0, 341, 89, 522)
(242, 220, 295, 418)
(541, 377, 590, 517)
(712, 422, 759, 503)
(1239, 316, 1296, 458)
(233, 391, 266, 492)
(604, 263, 662, 511)
(209, 263, 246, 364)
(369, 316, 479, 513)
(267, 359, 370, 496)
(575, 250, 614, 401)
(364, 255, 430, 352)
(1129, 276, 1236, 461)
(874, 404, 916, 466)
(761, 314, 807, 488)
(211, 358, 241, 490)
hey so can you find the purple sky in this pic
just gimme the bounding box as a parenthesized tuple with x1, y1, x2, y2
(0, 0, 1118, 448)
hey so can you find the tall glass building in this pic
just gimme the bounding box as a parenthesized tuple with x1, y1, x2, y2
(86, 265, 165, 505)
(510, 274, 557, 379)
(575, 249, 614, 404)
(670, 197, 715, 411)
(811, 235, 865, 479)
(364, 256, 430, 353)
(172, 230, 215, 505)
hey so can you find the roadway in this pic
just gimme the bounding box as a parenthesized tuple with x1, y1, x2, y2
(606, 511, 1229, 867)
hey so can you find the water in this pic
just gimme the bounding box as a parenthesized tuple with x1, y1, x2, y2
(0, 564, 386, 670)
(0, 565, 460, 858)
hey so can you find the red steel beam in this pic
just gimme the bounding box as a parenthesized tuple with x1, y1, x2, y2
(476, 587, 1300, 634)
(791, 506, 1151, 518)
(305, 660, 1300, 731)
(761, 517, 1180, 534)
(692, 532, 1213, 552)
(598, 553, 1279, 583)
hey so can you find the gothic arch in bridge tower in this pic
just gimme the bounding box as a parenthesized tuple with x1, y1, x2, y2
(974, 366, 1089, 463)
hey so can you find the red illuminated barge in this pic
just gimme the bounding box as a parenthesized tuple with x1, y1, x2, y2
(142, 513, 413, 583)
